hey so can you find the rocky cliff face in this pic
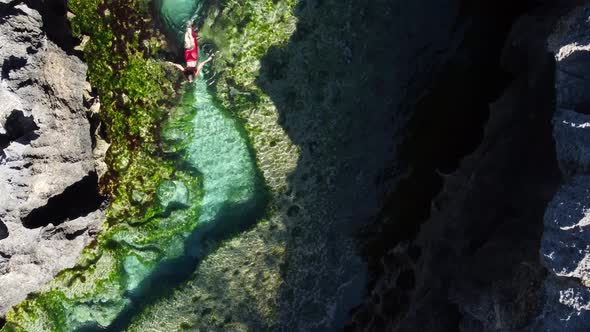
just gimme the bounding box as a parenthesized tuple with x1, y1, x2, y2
(0, 0, 104, 316)
(348, 1, 590, 331)
(542, 4, 590, 329)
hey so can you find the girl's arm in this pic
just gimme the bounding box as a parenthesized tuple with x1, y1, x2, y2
(165, 61, 184, 72)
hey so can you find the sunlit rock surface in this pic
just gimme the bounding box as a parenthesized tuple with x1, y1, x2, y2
(0, 1, 104, 316)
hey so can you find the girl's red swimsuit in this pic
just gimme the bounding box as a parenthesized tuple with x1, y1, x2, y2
(184, 30, 199, 66)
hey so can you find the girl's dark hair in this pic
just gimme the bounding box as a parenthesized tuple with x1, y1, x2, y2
(183, 67, 197, 78)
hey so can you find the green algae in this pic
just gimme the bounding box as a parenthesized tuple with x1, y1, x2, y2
(127, 1, 300, 330)
(68, 0, 181, 220)
(199, 0, 300, 193)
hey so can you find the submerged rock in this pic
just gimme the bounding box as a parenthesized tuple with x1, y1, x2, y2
(158, 180, 190, 213)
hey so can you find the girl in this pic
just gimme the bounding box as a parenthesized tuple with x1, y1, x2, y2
(166, 22, 216, 82)
(167, 54, 214, 83)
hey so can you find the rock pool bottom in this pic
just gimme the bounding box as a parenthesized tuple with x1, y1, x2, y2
(3, 75, 267, 331)
(179, 76, 268, 254)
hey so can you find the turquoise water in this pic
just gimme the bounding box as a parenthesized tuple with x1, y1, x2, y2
(107, 1, 265, 328)
(147, 0, 266, 295)
(155, 0, 200, 40)
(109, 65, 265, 330)
(181, 77, 264, 257)
(189, 82, 257, 224)
(111, 1, 267, 328)
(107, 14, 266, 327)
(157, 0, 264, 248)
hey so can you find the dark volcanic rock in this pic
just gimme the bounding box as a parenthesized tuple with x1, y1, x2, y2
(0, 1, 104, 315)
(257, 0, 466, 329)
(350, 3, 570, 332)
(541, 4, 590, 330)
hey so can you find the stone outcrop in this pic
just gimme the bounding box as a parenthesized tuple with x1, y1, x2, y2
(541, 4, 590, 330)
(348, 3, 571, 331)
(0, 0, 104, 316)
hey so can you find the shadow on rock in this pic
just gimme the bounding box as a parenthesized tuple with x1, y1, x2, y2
(257, 0, 461, 329)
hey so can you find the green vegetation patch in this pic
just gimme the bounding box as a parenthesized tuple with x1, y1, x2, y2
(3, 1, 205, 331)
(69, 0, 181, 219)
(199, 0, 300, 193)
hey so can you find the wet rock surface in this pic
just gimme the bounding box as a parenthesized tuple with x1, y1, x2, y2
(0, 0, 104, 316)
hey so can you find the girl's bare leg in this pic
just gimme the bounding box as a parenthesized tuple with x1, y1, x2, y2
(197, 52, 220, 71)
(193, 53, 216, 78)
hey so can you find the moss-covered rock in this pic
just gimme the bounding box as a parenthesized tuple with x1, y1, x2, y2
(199, 0, 300, 193)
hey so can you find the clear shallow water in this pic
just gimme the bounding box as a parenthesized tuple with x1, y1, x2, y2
(156, 0, 199, 39)
(157, 0, 263, 243)
(181, 78, 263, 257)
(108, 2, 267, 328)
(109, 68, 266, 330)
(109, 20, 266, 328)
(189, 82, 256, 224)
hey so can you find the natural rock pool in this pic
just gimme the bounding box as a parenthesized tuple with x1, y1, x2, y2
(2, 1, 267, 330)
(6, 0, 582, 331)
(157, 0, 266, 259)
